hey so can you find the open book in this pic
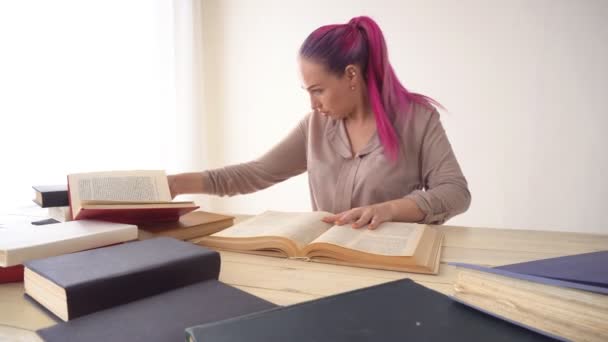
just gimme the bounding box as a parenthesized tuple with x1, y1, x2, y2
(195, 211, 443, 274)
(68, 170, 199, 224)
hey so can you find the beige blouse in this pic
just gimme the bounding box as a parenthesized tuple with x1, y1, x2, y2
(201, 103, 471, 224)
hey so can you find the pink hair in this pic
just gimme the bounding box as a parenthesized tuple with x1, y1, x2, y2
(300, 16, 441, 161)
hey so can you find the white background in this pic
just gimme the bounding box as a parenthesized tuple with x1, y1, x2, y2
(200, 0, 608, 233)
(1, 1, 606, 233)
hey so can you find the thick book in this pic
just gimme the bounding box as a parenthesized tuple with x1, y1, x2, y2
(138, 211, 234, 241)
(24, 237, 220, 321)
(194, 211, 443, 274)
(0, 220, 137, 267)
(48, 206, 72, 222)
(32, 184, 69, 208)
(451, 251, 608, 342)
(67, 170, 199, 224)
(0, 264, 24, 283)
(37, 280, 276, 342)
(185, 278, 557, 342)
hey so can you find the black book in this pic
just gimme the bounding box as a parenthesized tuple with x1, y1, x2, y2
(186, 279, 560, 342)
(32, 185, 69, 208)
(24, 237, 220, 321)
(37, 280, 276, 342)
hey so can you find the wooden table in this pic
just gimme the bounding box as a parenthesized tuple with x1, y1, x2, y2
(2, 219, 607, 341)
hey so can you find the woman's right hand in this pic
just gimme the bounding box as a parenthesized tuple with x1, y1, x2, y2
(167, 174, 180, 199)
(167, 172, 205, 199)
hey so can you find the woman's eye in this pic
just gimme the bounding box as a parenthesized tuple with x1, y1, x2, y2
(312, 89, 323, 95)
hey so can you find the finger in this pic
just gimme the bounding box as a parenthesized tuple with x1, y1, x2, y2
(322, 214, 340, 223)
(352, 209, 374, 229)
(368, 216, 384, 230)
(336, 209, 361, 225)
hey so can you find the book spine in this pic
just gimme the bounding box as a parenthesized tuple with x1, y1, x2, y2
(66, 251, 221, 319)
(0, 265, 24, 283)
(39, 190, 70, 208)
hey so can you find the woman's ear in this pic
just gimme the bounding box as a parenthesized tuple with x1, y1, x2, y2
(345, 65, 358, 81)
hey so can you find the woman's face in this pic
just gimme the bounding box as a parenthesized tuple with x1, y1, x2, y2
(299, 57, 358, 119)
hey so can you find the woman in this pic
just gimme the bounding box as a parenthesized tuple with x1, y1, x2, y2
(169, 16, 470, 229)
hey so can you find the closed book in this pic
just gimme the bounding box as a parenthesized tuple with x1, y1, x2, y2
(138, 211, 234, 241)
(32, 185, 69, 208)
(451, 251, 608, 342)
(24, 237, 220, 321)
(0, 264, 24, 283)
(185, 279, 557, 342)
(37, 280, 276, 342)
(0, 220, 137, 267)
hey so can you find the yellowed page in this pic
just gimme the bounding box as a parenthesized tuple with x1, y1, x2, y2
(211, 211, 333, 249)
(68, 170, 171, 206)
(310, 222, 425, 256)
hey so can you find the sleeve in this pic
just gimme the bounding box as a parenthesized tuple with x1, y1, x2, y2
(404, 109, 471, 224)
(200, 115, 309, 196)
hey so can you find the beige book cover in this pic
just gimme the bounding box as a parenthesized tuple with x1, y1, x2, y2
(0, 220, 138, 267)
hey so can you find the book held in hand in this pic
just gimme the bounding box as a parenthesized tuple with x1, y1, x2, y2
(194, 211, 443, 274)
(0, 220, 137, 267)
(32, 184, 69, 208)
(451, 251, 608, 342)
(68, 170, 199, 224)
(24, 237, 220, 321)
(138, 211, 234, 241)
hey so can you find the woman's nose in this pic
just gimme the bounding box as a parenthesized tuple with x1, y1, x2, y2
(310, 97, 320, 111)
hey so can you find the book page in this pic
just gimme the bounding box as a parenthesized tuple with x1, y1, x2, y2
(310, 222, 424, 256)
(212, 211, 333, 249)
(69, 170, 171, 207)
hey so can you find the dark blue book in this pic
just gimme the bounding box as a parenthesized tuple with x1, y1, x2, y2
(185, 279, 557, 342)
(25, 237, 221, 321)
(451, 251, 608, 341)
(37, 280, 275, 342)
(32, 185, 69, 208)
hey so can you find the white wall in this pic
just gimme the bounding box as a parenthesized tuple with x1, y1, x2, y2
(199, 0, 608, 233)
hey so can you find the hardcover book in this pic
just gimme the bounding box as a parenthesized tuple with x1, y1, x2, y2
(138, 211, 234, 241)
(195, 211, 443, 274)
(0, 220, 137, 267)
(67, 170, 198, 224)
(24, 237, 220, 321)
(32, 185, 69, 208)
(451, 251, 608, 342)
(185, 279, 557, 342)
(37, 280, 276, 342)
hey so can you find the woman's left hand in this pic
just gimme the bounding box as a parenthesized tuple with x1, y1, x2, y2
(322, 203, 393, 230)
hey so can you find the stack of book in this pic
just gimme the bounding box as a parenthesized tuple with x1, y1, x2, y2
(451, 251, 608, 341)
(4, 170, 233, 284)
(0, 220, 138, 283)
(32, 169, 235, 241)
(32, 184, 71, 223)
(25, 237, 275, 341)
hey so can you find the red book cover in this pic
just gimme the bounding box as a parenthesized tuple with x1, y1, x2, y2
(74, 206, 199, 225)
(0, 264, 24, 283)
